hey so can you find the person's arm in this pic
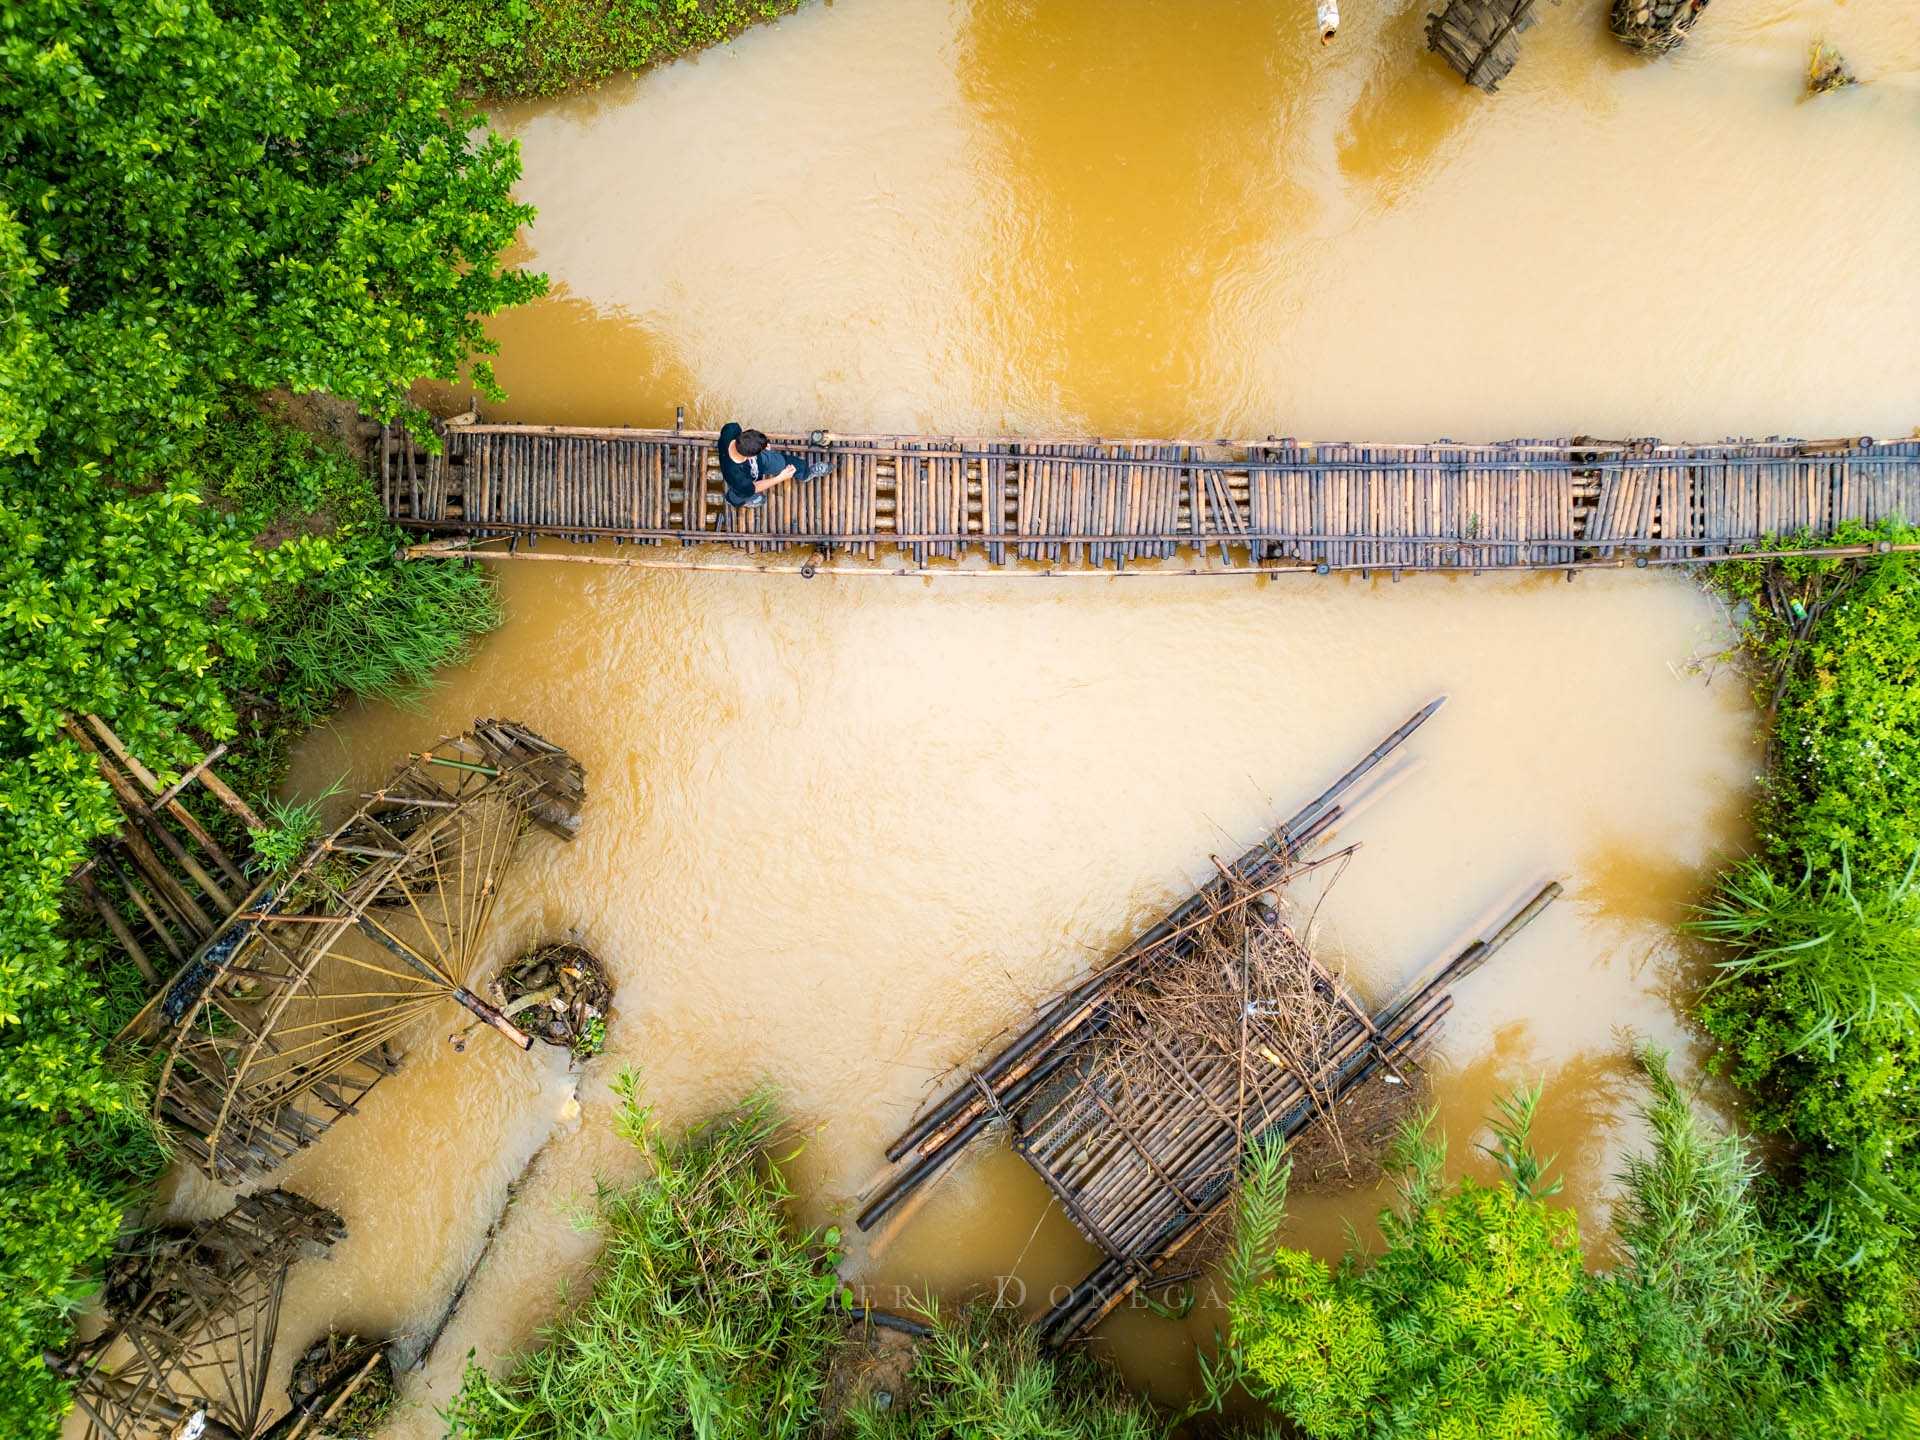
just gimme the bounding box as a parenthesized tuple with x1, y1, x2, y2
(754, 447, 798, 491)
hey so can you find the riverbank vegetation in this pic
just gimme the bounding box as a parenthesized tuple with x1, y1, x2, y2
(1696, 531, 1920, 1392)
(446, 1078, 844, 1440)
(453, 1057, 1860, 1439)
(394, 0, 806, 100)
(0, 0, 538, 1430)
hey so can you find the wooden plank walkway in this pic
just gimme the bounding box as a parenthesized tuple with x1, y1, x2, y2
(382, 423, 1920, 574)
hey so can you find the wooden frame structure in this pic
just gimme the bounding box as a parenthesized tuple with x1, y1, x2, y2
(1428, 0, 1539, 92)
(50, 1190, 344, 1440)
(65, 717, 264, 988)
(118, 721, 586, 1183)
(858, 700, 1561, 1341)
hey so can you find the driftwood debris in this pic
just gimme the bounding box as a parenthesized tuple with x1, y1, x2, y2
(1611, 0, 1710, 55)
(1427, 0, 1538, 93)
(118, 720, 586, 1182)
(858, 699, 1565, 1343)
(1806, 41, 1857, 96)
(276, 1331, 396, 1440)
(487, 940, 612, 1060)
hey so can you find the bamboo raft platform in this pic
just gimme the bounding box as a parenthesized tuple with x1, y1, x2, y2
(856, 700, 1562, 1343)
(381, 421, 1920, 575)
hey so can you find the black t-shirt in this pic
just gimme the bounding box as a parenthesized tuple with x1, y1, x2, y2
(717, 422, 759, 505)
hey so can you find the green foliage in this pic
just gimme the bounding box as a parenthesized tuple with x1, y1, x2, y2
(394, 0, 806, 100)
(843, 1302, 1156, 1440)
(573, 1013, 607, 1058)
(1698, 853, 1920, 1063)
(1235, 1095, 1594, 1440)
(1711, 530, 1920, 881)
(443, 1076, 844, 1440)
(210, 412, 500, 729)
(1175, 1135, 1292, 1430)
(1235, 1248, 1384, 1440)
(0, 3, 533, 1428)
(1584, 1047, 1791, 1440)
(3, 0, 542, 468)
(1698, 533, 1920, 1382)
(1780, 1380, 1920, 1439)
(250, 782, 343, 876)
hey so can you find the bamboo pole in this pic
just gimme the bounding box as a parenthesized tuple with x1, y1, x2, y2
(404, 538, 1920, 579)
(876, 703, 1440, 1172)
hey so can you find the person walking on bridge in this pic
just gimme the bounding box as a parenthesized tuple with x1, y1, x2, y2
(718, 422, 826, 509)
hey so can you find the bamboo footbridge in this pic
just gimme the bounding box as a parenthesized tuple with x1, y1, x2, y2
(856, 699, 1562, 1343)
(384, 421, 1920, 576)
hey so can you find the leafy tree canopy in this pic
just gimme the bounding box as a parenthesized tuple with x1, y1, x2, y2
(0, 2, 536, 1430)
(1236, 1089, 1593, 1440)
(1, 0, 543, 473)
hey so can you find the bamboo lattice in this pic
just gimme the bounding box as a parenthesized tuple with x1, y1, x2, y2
(121, 721, 586, 1183)
(858, 700, 1561, 1342)
(380, 421, 1920, 573)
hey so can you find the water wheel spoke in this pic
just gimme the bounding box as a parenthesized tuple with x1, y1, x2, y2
(126, 723, 581, 1180)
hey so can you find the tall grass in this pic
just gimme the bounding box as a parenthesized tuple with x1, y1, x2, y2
(1694, 852, 1920, 1060)
(443, 1076, 842, 1440)
(842, 1303, 1156, 1440)
(1613, 1048, 1787, 1342)
(247, 778, 346, 875)
(1590, 1047, 1792, 1439)
(253, 556, 499, 724)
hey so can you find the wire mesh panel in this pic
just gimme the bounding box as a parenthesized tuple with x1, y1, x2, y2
(123, 721, 586, 1183)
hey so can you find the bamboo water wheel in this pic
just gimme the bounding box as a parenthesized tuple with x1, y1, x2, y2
(121, 721, 586, 1183)
(51, 1190, 344, 1440)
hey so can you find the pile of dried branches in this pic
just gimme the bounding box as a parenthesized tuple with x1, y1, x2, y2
(1092, 862, 1361, 1206)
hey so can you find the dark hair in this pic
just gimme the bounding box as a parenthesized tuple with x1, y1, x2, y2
(737, 428, 768, 457)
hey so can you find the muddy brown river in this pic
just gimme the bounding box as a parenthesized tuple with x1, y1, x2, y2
(162, 0, 1920, 1430)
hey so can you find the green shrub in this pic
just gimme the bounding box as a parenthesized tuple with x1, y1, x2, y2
(1697, 853, 1920, 1066)
(1235, 1088, 1596, 1440)
(443, 1076, 844, 1440)
(1698, 533, 1920, 1383)
(1712, 529, 1920, 883)
(1584, 1049, 1791, 1439)
(394, 0, 807, 100)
